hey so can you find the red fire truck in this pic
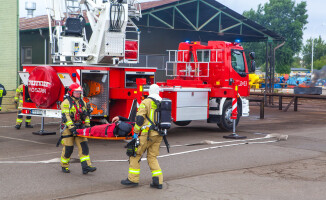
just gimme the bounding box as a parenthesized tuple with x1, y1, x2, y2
(18, 0, 255, 133)
(158, 41, 255, 131)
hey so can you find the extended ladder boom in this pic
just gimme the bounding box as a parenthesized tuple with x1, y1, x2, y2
(45, 0, 142, 65)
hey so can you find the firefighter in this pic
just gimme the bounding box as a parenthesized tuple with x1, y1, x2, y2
(14, 84, 33, 129)
(59, 83, 96, 174)
(0, 83, 6, 111)
(121, 84, 164, 189)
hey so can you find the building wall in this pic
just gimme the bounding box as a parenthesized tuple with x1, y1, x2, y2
(0, 0, 19, 90)
(20, 30, 49, 65)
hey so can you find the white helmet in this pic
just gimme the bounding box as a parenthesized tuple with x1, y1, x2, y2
(148, 84, 162, 101)
(149, 84, 160, 95)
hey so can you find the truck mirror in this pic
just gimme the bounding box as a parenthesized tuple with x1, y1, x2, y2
(249, 52, 255, 60)
(250, 60, 256, 72)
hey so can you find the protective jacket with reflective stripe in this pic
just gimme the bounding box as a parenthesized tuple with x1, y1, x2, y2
(14, 84, 24, 108)
(60, 97, 90, 129)
(0, 84, 6, 110)
(134, 98, 159, 136)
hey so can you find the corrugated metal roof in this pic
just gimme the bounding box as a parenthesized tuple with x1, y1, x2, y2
(139, 0, 283, 41)
(19, 0, 283, 41)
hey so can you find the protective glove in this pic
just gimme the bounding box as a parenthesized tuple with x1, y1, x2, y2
(69, 127, 78, 136)
(133, 133, 138, 139)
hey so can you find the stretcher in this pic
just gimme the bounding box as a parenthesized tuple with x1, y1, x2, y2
(77, 135, 133, 140)
(76, 122, 134, 140)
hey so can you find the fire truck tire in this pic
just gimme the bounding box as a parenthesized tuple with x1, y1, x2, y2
(173, 121, 192, 126)
(217, 99, 242, 132)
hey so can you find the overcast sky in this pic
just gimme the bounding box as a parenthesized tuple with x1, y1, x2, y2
(20, 0, 326, 44)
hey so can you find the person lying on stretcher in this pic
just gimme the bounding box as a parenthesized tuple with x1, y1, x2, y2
(76, 116, 134, 138)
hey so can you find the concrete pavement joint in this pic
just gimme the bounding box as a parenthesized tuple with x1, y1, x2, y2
(0, 121, 60, 128)
(0, 139, 279, 164)
(0, 151, 61, 160)
(0, 135, 53, 145)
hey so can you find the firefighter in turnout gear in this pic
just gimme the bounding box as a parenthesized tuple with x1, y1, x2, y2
(121, 84, 164, 189)
(59, 83, 96, 174)
(14, 84, 33, 129)
(0, 83, 6, 111)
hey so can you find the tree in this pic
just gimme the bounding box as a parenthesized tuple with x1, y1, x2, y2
(243, 0, 308, 73)
(313, 55, 326, 70)
(291, 56, 303, 68)
(302, 36, 326, 68)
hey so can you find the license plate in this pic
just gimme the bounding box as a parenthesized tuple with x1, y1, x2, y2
(30, 109, 43, 115)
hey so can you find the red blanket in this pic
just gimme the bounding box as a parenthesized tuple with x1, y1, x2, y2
(77, 123, 116, 137)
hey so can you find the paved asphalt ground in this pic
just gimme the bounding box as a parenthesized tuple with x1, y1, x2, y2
(1, 98, 326, 200)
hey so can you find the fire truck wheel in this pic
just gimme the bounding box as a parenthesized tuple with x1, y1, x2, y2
(217, 100, 241, 132)
(173, 121, 192, 126)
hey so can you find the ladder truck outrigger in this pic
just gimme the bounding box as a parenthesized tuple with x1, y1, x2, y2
(18, 0, 256, 135)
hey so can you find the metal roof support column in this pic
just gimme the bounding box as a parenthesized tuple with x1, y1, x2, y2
(264, 40, 268, 106)
(269, 41, 285, 105)
(173, 7, 175, 28)
(196, 0, 199, 29)
(240, 23, 243, 35)
(219, 13, 221, 32)
(147, 14, 149, 26)
(264, 39, 273, 106)
(270, 41, 276, 105)
(268, 38, 274, 105)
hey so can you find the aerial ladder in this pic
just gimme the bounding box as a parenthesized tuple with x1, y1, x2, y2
(45, 0, 142, 64)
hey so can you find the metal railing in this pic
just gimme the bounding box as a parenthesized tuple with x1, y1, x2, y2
(65, 0, 81, 17)
(123, 19, 140, 64)
(165, 49, 224, 78)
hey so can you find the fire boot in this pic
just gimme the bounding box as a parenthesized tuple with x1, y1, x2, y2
(15, 124, 21, 130)
(150, 177, 163, 189)
(81, 161, 96, 174)
(62, 167, 70, 173)
(25, 122, 33, 128)
(121, 178, 139, 187)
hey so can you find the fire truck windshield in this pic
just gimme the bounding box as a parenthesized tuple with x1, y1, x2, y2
(231, 50, 246, 76)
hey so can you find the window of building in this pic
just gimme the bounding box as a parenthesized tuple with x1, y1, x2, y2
(21, 47, 32, 64)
